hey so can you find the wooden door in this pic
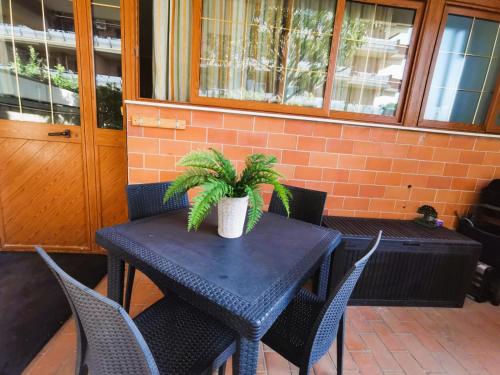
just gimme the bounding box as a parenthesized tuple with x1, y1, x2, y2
(0, 124, 92, 251)
(0, 0, 127, 252)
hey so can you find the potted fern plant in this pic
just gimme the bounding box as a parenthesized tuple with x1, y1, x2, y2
(163, 148, 291, 238)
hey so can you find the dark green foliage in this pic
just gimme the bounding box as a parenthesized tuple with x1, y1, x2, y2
(164, 149, 291, 232)
(96, 84, 123, 130)
(417, 205, 438, 220)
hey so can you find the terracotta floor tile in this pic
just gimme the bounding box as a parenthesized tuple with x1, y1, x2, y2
(312, 354, 336, 375)
(357, 306, 383, 321)
(350, 351, 384, 375)
(432, 351, 469, 375)
(348, 308, 374, 333)
(345, 321, 368, 351)
(21, 273, 500, 375)
(391, 351, 426, 375)
(435, 336, 488, 375)
(399, 334, 444, 373)
(399, 320, 445, 352)
(264, 351, 291, 375)
(378, 308, 411, 334)
(369, 320, 406, 352)
(360, 333, 401, 372)
(328, 342, 359, 372)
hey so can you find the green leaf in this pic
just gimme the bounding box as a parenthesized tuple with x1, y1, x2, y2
(271, 182, 292, 217)
(188, 179, 232, 231)
(163, 168, 212, 203)
(245, 186, 263, 233)
(179, 150, 222, 174)
(209, 148, 237, 185)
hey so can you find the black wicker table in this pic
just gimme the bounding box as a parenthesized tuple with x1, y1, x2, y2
(323, 216, 482, 307)
(96, 209, 341, 375)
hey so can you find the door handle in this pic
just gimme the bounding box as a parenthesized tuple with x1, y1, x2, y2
(48, 129, 71, 138)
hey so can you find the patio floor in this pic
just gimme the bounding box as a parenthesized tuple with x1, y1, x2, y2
(23, 271, 500, 375)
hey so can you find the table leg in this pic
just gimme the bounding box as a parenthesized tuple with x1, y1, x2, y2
(107, 253, 124, 305)
(336, 312, 345, 375)
(317, 254, 332, 300)
(233, 336, 259, 375)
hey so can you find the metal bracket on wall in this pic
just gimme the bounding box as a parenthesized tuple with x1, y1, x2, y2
(131, 115, 186, 130)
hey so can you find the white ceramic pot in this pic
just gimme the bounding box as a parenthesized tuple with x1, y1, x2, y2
(217, 196, 248, 239)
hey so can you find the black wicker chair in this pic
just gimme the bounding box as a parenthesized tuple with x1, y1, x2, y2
(124, 182, 189, 312)
(262, 231, 382, 375)
(269, 185, 328, 296)
(36, 247, 234, 375)
(268, 185, 327, 225)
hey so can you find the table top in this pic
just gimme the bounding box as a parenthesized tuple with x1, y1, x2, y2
(323, 216, 480, 245)
(96, 209, 341, 338)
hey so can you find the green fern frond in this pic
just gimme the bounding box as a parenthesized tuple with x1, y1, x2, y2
(271, 182, 292, 217)
(209, 148, 237, 185)
(179, 150, 223, 174)
(245, 186, 264, 233)
(163, 168, 212, 203)
(239, 153, 280, 188)
(188, 179, 232, 231)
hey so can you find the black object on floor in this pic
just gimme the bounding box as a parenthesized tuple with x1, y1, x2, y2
(0, 251, 107, 375)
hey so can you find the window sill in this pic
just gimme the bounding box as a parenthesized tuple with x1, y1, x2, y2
(124, 100, 500, 140)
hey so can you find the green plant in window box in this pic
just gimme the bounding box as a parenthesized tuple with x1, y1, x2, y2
(163, 149, 291, 238)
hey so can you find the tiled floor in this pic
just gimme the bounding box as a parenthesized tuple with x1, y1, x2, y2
(23, 271, 500, 375)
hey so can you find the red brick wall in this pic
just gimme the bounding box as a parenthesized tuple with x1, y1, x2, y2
(126, 104, 500, 228)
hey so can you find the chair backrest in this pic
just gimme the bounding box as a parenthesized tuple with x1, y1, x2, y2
(127, 181, 189, 221)
(35, 247, 160, 375)
(269, 185, 327, 225)
(304, 231, 383, 367)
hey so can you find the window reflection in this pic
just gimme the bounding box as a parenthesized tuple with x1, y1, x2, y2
(424, 15, 499, 125)
(91, 0, 123, 130)
(198, 0, 336, 108)
(0, 0, 80, 125)
(331, 1, 416, 116)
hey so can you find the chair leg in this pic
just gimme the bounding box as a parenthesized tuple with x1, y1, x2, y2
(218, 362, 227, 375)
(337, 313, 345, 375)
(124, 265, 136, 313)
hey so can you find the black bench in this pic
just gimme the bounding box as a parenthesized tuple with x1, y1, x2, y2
(323, 216, 482, 307)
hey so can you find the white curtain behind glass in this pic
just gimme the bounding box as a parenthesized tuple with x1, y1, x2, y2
(152, 0, 191, 101)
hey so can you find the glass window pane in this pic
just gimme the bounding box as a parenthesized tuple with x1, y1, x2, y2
(0, 0, 79, 125)
(92, 0, 123, 130)
(475, 92, 492, 125)
(0, 2, 21, 120)
(458, 56, 489, 91)
(484, 57, 499, 93)
(468, 19, 497, 56)
(424, 87, 457, 122)
(330, 1, 416, 116)
(424, 13, 500, 125)
(433, 52, 464, 89)
(440, 15, 471, 54)
(197, 0, 336, 108)
(449, 90, 480, 124)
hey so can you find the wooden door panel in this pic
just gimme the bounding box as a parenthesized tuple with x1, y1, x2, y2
(97, 144, 128, 228)
(0, 136, 90, 250)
